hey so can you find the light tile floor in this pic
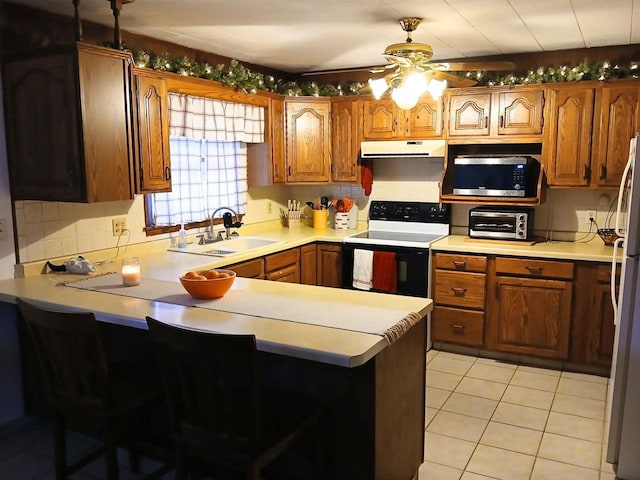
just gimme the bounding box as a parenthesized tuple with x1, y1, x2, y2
(0, 349, 618, 479)
(420, 349, 617, 480)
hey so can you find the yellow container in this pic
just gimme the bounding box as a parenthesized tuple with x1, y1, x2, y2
(312, 209, 328, 230)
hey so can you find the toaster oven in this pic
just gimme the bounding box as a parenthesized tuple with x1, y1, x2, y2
(469, 207, 534, 241)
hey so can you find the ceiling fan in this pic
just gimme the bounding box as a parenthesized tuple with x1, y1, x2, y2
(304, 17, 516, 108)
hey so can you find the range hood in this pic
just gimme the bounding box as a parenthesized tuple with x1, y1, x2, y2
(360, 140, 446, 159)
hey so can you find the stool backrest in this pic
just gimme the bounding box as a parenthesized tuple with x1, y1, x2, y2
(145, 317, 261, 455)
(16, 298, 110, 412)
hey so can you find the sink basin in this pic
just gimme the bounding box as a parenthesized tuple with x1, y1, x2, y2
(169, 236, 280, 256)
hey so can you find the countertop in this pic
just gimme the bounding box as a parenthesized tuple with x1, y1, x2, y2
(431, 235, 621, 263)
(2, 223, 432, 369)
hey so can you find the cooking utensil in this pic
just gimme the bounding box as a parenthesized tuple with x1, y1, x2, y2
(306, 201, 316, 209)
(320, 196, 329, 209)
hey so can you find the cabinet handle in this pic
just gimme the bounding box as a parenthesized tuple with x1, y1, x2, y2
(451, 287, 466, 295)
(499, 115, 504, 128)
(583, 164, 591, 181)
(450, 324, 465, 331)
(495, 282, 499, 297)
(525, 266, 543, 274)
(351, 165, 355, 176)
(288, 165, 292, 176)
(453, 261, 467, 269)
(600, 164, 607, 179)
(164, 166, 171, 181)
(484, 116, 488, 129)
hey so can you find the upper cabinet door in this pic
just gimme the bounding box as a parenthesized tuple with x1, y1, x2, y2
(134, 69, 171, 193)
(269, 97, 286, 184)
(447, 92, 492, 137)
(285, 99, 331, 183)
(331, 97, 361, 183)
(594, 82, 640, 187)
(543, 85, 595, 187)
(497, 90, 544, 135)
(363, 99, 398, 139)
(3, 43, 134, 202)
(404, 97, 443, 138)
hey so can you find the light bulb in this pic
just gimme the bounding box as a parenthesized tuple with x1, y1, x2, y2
(426, 78, 447, 99)
(368, 77, 388, 100)
(391, 85, 419, 110)
(404, 72, 428, 96)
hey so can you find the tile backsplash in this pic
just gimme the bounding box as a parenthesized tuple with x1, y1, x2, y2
(12, 155, 617, 263)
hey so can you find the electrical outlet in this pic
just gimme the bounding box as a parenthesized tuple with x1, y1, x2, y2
(266, 201, 272, 214)
(112, 218, 126, 236)
(586, 210, 597, 229)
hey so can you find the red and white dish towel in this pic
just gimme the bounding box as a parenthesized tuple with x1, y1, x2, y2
(352, 249, 374, 291)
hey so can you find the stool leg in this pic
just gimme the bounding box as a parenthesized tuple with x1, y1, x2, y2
(104, 423, 120, 480)
(52, 412, 66, 480)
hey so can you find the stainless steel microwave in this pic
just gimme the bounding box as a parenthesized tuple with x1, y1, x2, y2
(453, 156, 537, 197)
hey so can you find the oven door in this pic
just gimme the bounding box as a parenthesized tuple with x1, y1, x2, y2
(342, 243, 429, 298)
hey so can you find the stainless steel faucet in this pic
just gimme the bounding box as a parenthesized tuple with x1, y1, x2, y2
(210, 207, 242, 240)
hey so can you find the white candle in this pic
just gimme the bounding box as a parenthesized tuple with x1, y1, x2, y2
(122, 258, 141, 286)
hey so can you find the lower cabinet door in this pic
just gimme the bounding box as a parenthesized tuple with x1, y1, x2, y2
(487, 276, 572, 359)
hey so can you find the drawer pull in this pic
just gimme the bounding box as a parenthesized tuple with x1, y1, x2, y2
(525, 266, 543, 274)
(452, 261, 467, 269)
(450, 324, 465, 331)
(451, 287, 467, 295)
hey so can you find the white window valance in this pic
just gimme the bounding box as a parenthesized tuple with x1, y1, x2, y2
(168, 93, 265, 143)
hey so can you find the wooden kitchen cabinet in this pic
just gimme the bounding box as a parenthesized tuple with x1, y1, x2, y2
(362, 96, 443, 140)
(432, 253, 487, 347)
(316, 243, 343, 288)
(331, 97, 361, 183)
(285, 98, 331, 183)
(265, 248, 301, 283)
(3, 42, 134, 202)
(486, 257, 573, 359)
(132, 68, 171, 193)
(571, 262, 618, 370)
(446, 86, 544, 140)
(592, 81, 640, 187)
(543, 84, 596, 187)
(269, 97, 287, 184)
(227, 258, 265, 279)
(300, 243, 317, 285)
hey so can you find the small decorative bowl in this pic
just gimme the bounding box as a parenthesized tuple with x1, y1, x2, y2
(179, 269, 236, 299)
(597, 228, 623, 247)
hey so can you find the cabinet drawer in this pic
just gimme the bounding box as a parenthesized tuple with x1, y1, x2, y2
(265, 264, 299, 283)
(265, 248, 300, 272)
(597, 264, 621, 284)
(432, 306, 484, 347)
(434, 253, 487, 272)
(228, 258, 264, 279)
(434, 270, 486, 310)
(495, 257, 574, 280)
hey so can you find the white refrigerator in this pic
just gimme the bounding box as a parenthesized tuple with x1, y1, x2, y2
(606, 133, 640, 479)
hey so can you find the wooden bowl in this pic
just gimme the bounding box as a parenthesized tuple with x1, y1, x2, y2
(179, 269, 236, 299)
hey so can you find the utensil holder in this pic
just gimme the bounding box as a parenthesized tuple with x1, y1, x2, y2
(287, 217, 300, 229)
(312, 209, 328, 230)
(335, 212, 350, 230)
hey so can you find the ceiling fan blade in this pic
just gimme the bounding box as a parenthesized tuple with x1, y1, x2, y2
(444, 61, 516, 71)
(429, 71, 478, 88)
(301, 65, 383, 76)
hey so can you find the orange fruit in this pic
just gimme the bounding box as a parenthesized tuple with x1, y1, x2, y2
(201, 270, 220, 279)
(216, 272, 229, 278)
(184, 271, 200, 279)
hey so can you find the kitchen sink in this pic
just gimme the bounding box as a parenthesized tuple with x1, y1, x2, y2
(169, 236, 280, 256)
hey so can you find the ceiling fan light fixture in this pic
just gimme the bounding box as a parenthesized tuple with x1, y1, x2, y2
(404, 71, 428, 96)
(391, 84, 420, 110)
(426, 78, 447, 99)
(368, 77, 389, 100)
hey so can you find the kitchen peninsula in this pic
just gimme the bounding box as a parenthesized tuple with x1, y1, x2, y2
(0, 250, 431, 480)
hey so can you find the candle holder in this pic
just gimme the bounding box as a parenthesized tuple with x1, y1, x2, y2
(121, 257, 141, 286)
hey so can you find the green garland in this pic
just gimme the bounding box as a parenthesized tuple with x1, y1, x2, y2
(130, 48, 640, 96)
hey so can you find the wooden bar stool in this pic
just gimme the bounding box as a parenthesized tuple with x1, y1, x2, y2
(16, 298, 171, 480)
(145, 316, 323, 480)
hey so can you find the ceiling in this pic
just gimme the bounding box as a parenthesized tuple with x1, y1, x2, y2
(8, 0, 640, 73)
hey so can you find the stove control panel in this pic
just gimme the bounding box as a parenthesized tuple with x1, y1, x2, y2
(369, 201, 450, 223)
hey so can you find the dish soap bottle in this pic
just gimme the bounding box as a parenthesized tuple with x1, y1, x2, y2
(178, 224, 187, 248)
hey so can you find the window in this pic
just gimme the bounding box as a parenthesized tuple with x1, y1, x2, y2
(145, 93, 264, 232)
